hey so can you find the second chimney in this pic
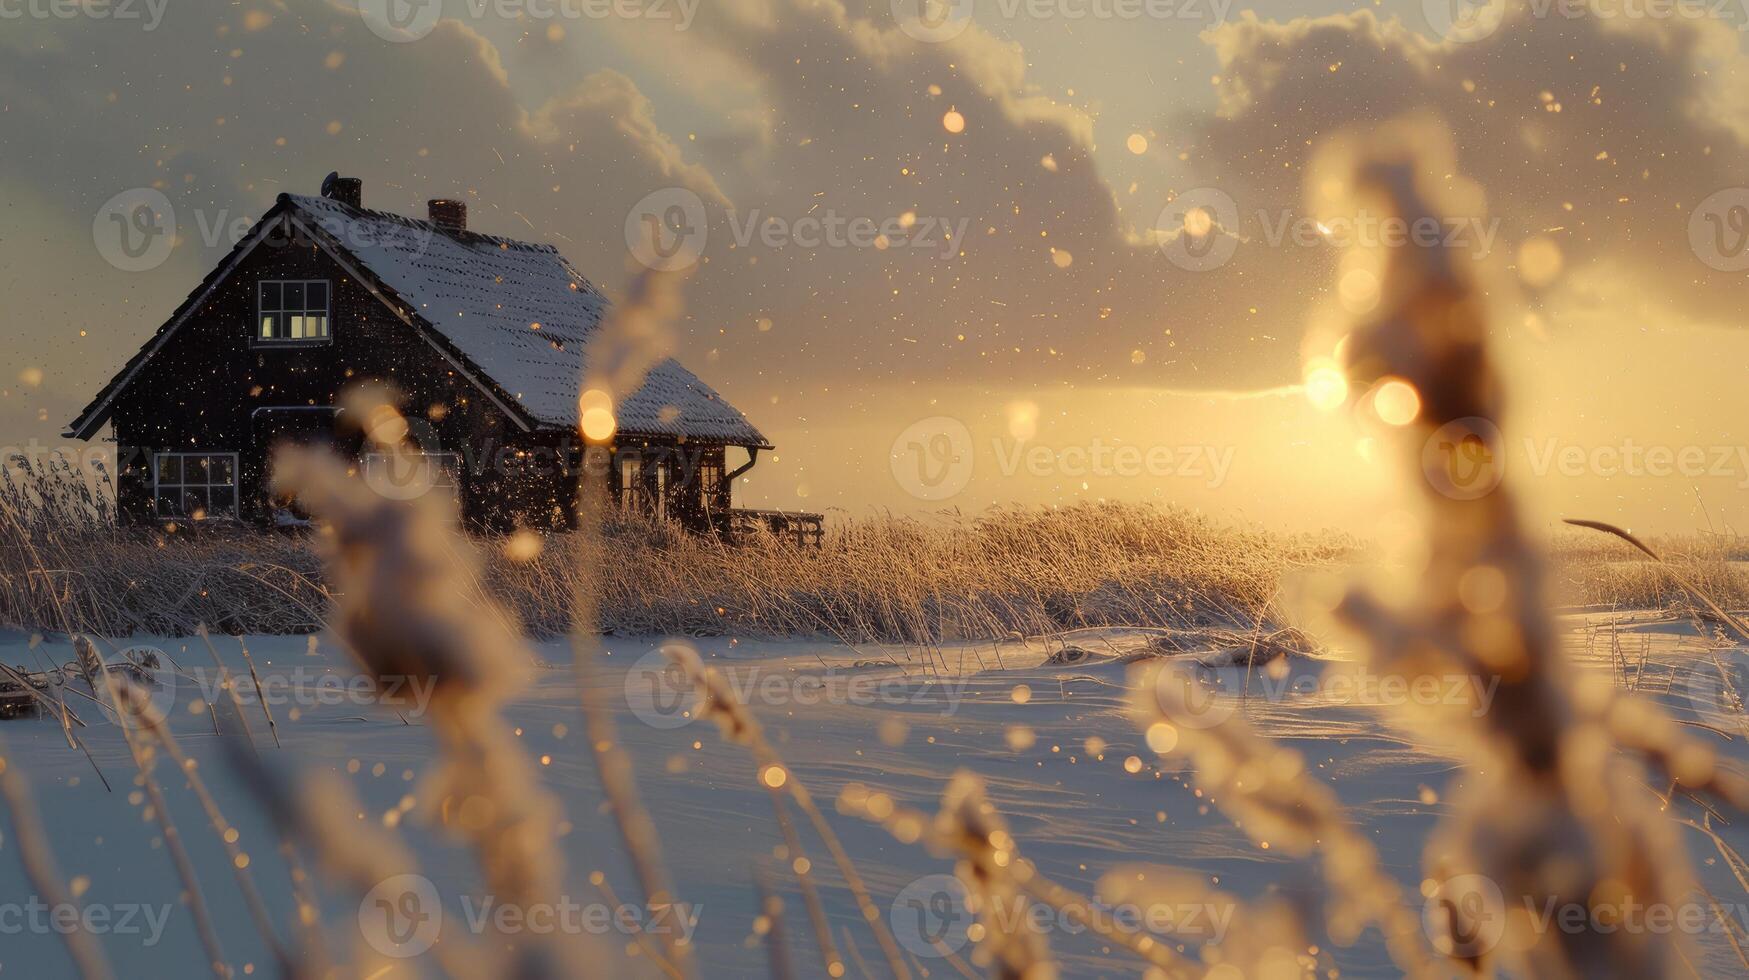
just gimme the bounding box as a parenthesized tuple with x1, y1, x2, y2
(428, 199, 467, 233)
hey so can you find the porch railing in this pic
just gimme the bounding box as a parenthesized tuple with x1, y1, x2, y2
(719, 508, 825, 548)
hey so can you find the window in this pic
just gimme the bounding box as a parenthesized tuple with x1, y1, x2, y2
(154, 453, 239, 520)
(257, 280, 330, 343)
(618, 456, 646, 512)
(697, 459, 724, 512)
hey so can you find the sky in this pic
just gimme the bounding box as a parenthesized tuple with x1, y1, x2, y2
(3, 0, 1749, 534)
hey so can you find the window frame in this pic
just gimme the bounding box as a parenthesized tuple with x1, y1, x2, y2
(252, 279, 333, 347)
(618, 456, 645, 512)
(152, 451, 241, 521)
(697, 458, 725, 514)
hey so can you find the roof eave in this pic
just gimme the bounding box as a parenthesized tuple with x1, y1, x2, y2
(553, 422, 774, 450)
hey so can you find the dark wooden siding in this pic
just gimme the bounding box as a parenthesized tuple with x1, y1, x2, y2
(111, 217, 520, 528)
(105, 215, 727, 533)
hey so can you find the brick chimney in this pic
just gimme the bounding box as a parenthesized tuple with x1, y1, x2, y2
(322, 174, 362, 209)
(428, 199, 467, 233)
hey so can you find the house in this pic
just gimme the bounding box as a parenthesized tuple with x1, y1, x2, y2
(65, 175, 777, 534)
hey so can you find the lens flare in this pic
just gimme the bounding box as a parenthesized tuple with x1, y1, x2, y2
(1372, 378, 1421, 426)
(579, 388, 617, 441)
(1303, 363, 1349, 411)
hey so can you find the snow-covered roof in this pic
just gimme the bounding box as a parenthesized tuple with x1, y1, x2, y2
(286, 193, 768, 446)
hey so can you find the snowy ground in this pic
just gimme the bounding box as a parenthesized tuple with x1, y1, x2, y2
(2, 613, 1747, 978)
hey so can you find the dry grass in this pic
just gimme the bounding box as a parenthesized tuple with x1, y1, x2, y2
(19, 448, 1746, 644)
(1546, 529, 1749, 611)
(501, 504, 1346, 643)
(1, 455, 1347, 644)
(0, 455, 328, 636)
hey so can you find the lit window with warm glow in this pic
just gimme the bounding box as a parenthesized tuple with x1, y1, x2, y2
(257, 280, 331, 344)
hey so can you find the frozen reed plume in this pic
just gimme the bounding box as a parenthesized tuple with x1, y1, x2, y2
(272, 387, 590, 977)
(1126, 662, 1433, 974)
(1312, 114, 1739, 977)
(0, 735, 116, 980)
(929, 772, 1058, 979)
(839, 773, 1190, 977)
(582, 266, 683, 408)
(660, 642, 915, 979)
(569, 269, 698, 978)
(116, 678, 290, 974)
(109, 685, 232, 977)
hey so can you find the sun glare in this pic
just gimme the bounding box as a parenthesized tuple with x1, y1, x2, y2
(1304, 363, 1349, 411)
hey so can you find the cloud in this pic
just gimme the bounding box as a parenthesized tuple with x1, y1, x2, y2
(590, 0, 1329, 392)
(0, 0, 1349, 447)
(0, 2, 726, 432)
(1182, 6, 1749, 325)
(10, 0, 1748, 520)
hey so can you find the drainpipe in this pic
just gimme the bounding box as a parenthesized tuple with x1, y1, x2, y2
(726, 446, 760, 483)
(715, 446, 761, 540)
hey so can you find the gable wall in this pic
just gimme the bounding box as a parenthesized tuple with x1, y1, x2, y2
(107, 217, 537, 526)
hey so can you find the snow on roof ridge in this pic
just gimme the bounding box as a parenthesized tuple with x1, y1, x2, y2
(281, 193, 561, 254)
(281, 192, 769, 446)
